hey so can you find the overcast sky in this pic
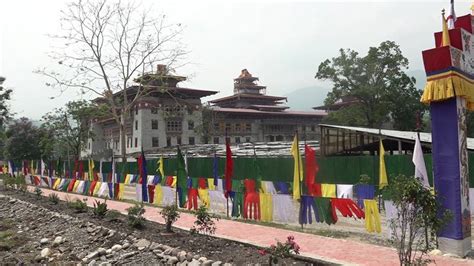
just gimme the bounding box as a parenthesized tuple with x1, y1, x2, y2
(0, 0, 472, 120)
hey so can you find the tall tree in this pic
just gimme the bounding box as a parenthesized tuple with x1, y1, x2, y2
(41, 100, 104, 160)
(4, 118, 43, 160)
(37, 0, 186, 162)
(0, 77, 12, 126)
(315, 41, 425, 130)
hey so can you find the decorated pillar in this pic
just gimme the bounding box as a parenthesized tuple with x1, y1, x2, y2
(421, 11, 472, 256)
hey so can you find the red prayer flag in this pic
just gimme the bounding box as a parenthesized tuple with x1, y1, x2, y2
(224, 139, 233, 196)
(305, 145, 316, 195)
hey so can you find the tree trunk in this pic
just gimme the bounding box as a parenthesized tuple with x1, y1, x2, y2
(166, 221, 172, 233)
(120, 113, 127, 164)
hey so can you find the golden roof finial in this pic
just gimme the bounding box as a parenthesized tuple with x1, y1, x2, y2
(442, 8, 446, 17)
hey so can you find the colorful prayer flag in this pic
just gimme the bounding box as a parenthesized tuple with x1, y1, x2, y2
(305, 144, 316, 195)
(413, 134, 430, 188)
(379, 140, 388, 189)
(213, 152, 218, 186)
(138, 150, 148, 202)
(291, 134, 303, 200)
(224, 138, 233, 197)
(88, 159, 95, 181)
(158, 156, 164, 177)
(177, 147, 188, 207)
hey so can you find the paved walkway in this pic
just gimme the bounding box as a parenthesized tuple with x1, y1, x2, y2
(30, 187, 474, 266)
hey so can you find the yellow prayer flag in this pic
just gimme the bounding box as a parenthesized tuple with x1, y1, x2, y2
(379, 140, 388, 189)
(158, 157, 164, 177)
(291, 135, 303, 200)
(88, 159, 95, 181)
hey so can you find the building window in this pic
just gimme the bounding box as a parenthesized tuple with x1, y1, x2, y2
(245, 123, 251, 132)
(246, 137, 251, 143)
(235, 123, 241, 132)
(127, 137, 130, 148)
(134, 137, 138, 147)
(151, 107, 158, 114)
(166, 137, 171, 147)
(225, 123, 231, 132)
(213, 123, 219, 131)
(135, 120, 138, 130)
(188, 121, 194, 130)
(189, 137, 195, 145)
(135, 108, 138, 115)
(276, 135, 284, 141)
(311, 125, 316, 132)
(152, 119, 158, 130)
(152, 137, 159, 147)
(235, 137, 241, 144)
(213, 137, 219, 144)
(177, 137, 182, 145)
(166, 120, 182, 132)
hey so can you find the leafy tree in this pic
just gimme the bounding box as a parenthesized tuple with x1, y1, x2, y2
(41, 100, 104, 160)
(37, 0, 186, 162)
(315, 41, 425, 130)
(0, 77, 12, 126)
(4, 118, 43, 160)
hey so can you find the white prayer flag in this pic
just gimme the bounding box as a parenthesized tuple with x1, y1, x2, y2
(413, 134, 430, 188)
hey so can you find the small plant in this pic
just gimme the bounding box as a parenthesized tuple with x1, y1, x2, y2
(34, 187, 43, 198)
(92, 199, 108, 218)
(190, 205, 219, 235)
(126, 203, 146, 228)
(15, 175, 27, 192)
(258, 236, 301, 265)
(68, 198, 88, 213)
(160, 205, 180, 233)
(106, 210, 122, 222)
(49, 193, 60, 204)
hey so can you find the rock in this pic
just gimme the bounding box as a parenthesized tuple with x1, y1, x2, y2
(53, 236, 63, 246)
(149, 242, 160, 250)
(198, 257, 208, 262)
(97, 247, 107, 256)
(85, 251, 99, 260)
(100, 256, 107, 261)
(87, 227, 95, 233)
(59, 246, 68, 253)
(171, 248, 181, 256)
(211, 261, 222, 266)
(177, 250, 187, 262)
(188, 260, 201, 266)
(88, 259, 97, 266)
(429, 249, 443, 256)
(77, 252, 87, 260)
(106, 254, 114, 259)
(40, 238, 49, 245)
(202, 260, 214, 266)
(111, 244, 122, 252)
(168, 256, 179, 264)
(34, 254, 43, 262)
(41, 248, 52, 258)
(134, 239, 151, 250)
(106, 249, 112, 255)
(119, 252, 137, 260)
(122, 243, 130, 249)
(185, 253, 194, 262)
(99, 263, 112, 266)
(9, 199, 16, 203)
(164, 248, 173, 255)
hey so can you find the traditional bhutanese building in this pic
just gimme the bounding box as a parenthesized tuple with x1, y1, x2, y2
(208, 69, 327, 144)
(82, 65, 218, 158)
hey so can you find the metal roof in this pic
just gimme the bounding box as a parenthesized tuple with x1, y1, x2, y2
(320, 124, 474, 150)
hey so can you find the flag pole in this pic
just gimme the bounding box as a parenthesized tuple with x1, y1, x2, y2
(225, 129, 229, 218)
(295, 130, 304, 230)
(175, 146, 179, 209)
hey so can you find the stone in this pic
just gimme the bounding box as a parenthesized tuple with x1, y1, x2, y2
(429, 249, 443, 256)
(106, 254, 114, 259)
(188, 260, 201, 266)
(34, 254, 43, 262)
(40, 238, 49, 245)
(41, 248, 52, 258)
(122, 243, 130, 249)
(88, 259, 97, 266)
(171, 248, 181, 256)
(100, 256, 107, 261)
(164, 248, 173, 255)
(97, 247, 107, 256)
(134, 239, 151, 250)
(211, 261, 222, 266)
(202, 260, 214, 266)
(198, 257, 208, 262)
(149, 242, 160, 250)
(168, 256, 179, 264)
(120, 252, 137, 260)
(111, 244, 122, 252)
(106, 249, 112, 255)
(185, 253, 194, 262)
(87, 227, 95, 233)
(177, 250, 187, 262)
(99, 263, 112, 266)
(85, 251, 99, 260)
(59, 246, 68, 253)
(53, 236, 63, 246)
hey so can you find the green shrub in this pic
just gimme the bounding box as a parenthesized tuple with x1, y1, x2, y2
(190, 205, 219, 235)
(160, 205, 180, 233)
(106, 210, 122, 221)
(34, 187, 43, 198)
(48, 193, 60, 204)
(92, 199, 108, 218)
(126, 203, 145, 228)
(68, 198, 88, 213)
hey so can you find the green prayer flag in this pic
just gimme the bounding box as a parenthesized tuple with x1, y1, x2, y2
(176, 147, 188, 207)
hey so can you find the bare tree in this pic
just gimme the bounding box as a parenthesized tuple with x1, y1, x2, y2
(37, 0, 186, 162)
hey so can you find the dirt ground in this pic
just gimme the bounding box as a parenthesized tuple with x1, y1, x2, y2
(0, 187, 331, 265)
